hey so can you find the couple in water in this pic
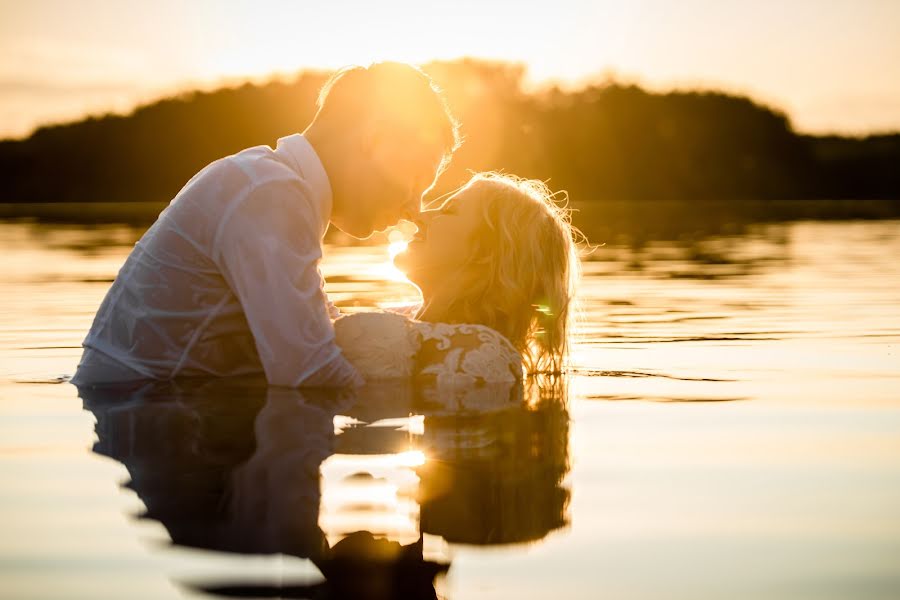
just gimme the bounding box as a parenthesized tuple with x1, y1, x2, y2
(72, 62, 579, 389)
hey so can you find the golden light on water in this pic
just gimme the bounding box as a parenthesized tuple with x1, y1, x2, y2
(382, 228, 412, 283)
(387, 229, 409, 260)
(4, 219, 900, 596)
(322, 480, 404, 509)
(319, 450, 427, 547)
(393, 449, 427, 467)
(0, 2, 898, 593)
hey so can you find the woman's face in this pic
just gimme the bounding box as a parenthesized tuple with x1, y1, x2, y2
(394, 187, 484, 288)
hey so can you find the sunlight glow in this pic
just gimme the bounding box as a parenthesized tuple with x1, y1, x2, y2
(318, 449, 426, 548)
(388, 240, 409, 261)
(365, 416, 425, 436)
(375, 229, 413, 283)
(1, 1, 900, 136)
(322, 481, 403, 509)
(395, 449, 427, 467)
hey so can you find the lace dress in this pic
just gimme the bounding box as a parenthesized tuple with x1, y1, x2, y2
(333, 312, 522, 385)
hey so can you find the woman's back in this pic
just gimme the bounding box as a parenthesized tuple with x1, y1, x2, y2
(333, 312, 522, 384)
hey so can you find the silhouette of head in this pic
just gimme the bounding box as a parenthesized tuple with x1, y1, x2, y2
(308, 62, 460, 239)
(396, 173, 580, 373)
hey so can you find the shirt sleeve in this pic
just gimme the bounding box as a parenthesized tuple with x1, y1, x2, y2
(212, 177, 362, 387)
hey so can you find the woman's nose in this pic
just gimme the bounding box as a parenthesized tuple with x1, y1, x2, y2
(411, 209, 439, 235)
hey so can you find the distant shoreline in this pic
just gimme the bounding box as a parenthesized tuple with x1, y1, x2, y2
(4, 199, 899, 228)
(0, 201, 170, 224)
(3, 62, 897, 209)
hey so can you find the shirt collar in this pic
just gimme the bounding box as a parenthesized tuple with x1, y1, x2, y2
(274, 133, 333, 234)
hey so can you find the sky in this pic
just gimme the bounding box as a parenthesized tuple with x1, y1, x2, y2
(1, 0, 899, 139)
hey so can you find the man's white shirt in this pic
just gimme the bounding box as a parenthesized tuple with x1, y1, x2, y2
(72, 134, 361, 387)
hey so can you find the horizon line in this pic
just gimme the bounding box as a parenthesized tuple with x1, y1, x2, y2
(3, 60, 899, 143)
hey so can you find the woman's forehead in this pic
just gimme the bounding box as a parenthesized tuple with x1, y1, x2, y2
(431, 179, 488, 211)
(447, 189, 481, 214)
(430, 188, 464, 210)
(451, 183, 482, 204)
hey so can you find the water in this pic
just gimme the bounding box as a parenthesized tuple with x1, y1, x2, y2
(1, 217, 900, 599)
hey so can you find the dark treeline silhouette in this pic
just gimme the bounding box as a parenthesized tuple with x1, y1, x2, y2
(1, 58, 898, 207)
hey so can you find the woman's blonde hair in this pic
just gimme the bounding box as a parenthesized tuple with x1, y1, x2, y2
(435, 172, 580, 374)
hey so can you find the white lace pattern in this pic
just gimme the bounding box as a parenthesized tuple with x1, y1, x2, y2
(333, 312, 522, 384)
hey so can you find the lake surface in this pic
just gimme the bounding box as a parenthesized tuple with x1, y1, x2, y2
(1, 217, 900, 599)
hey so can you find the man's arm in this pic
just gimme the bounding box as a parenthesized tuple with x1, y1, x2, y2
(212, 177, 362, 387)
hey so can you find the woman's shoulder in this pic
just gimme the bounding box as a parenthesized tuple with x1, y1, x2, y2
(332, 312, 523, 383)
(334, 311, 419, 378)
(411, 321, 514, 349)
(335, 310, 412, 332)
(411, 321, 523, 384)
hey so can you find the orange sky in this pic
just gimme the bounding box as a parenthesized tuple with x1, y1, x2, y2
(1, 0, 899, 139)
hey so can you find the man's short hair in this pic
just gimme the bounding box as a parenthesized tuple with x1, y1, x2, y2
(316, 62, 461, 161)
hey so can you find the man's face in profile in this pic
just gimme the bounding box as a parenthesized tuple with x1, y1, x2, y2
(342, 135, 445, 239)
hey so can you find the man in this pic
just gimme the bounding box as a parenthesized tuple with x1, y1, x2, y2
(72, 62, 459, 388)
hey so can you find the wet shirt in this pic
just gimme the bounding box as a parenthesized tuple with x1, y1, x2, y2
(72, 134, 360, 388)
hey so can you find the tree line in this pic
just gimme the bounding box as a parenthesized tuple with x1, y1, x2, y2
(1, 59, 897, 206)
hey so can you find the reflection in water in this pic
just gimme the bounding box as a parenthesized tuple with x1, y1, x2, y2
(79, 377, 569, 598)
(5, 220, 900, 598)
(417, 379, 570, 545)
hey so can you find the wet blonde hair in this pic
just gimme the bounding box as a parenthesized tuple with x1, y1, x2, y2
(433, 173, 580, 374)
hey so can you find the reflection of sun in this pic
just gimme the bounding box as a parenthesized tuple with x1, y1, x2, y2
(393, 449, 426, 467)
(319, 449, 427, 547)
(378, 228, 411, 283)
(388, 229, 409, 260)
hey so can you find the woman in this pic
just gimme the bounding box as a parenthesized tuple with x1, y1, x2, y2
(334, 172, 579, 385)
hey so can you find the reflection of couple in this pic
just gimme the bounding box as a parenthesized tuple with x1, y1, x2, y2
(81, 378, 569, 598)
(71, 62, 578, 388)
